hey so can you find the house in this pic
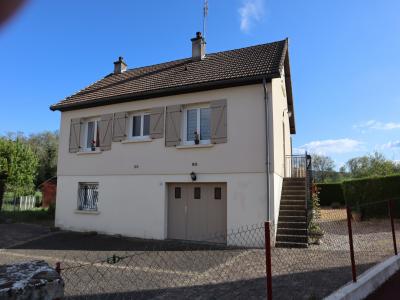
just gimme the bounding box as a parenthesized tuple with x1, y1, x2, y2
(50, 32, 307, 246)
(39, 177, 57, 208)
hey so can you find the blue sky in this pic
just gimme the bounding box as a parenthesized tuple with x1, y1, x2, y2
(0, 0, 399, 168)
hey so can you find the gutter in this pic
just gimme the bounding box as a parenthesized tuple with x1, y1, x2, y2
(263, 77, 271, 221)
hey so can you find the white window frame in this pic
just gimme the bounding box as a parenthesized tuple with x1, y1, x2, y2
(127, 112, 151, 141)
(182, 104, 211, 145)
(81, 117, 100, 152)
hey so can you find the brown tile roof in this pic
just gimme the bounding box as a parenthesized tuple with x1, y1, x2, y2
(50, 38, 295, 133)
(52, 39, 288, 104)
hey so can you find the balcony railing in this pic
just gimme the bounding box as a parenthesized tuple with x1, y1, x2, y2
(285, 154, 313, 227)
(78, 183, 99, 211)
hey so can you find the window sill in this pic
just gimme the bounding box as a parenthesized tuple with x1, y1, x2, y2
(121, 137, 152, 144)
(74, 210, 100, 215)
(77, 150, 102, 155)
(176, 144, 214, 149)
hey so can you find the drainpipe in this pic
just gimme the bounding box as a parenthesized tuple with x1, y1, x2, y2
(263, 77, 271, 221)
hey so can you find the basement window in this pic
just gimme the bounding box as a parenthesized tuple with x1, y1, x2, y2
(77, 183, 99, 211)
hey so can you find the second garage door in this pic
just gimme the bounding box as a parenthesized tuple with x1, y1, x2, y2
(168, 183, 227, 243)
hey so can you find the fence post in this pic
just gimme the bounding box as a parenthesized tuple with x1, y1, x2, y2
(346, 206, 357, 282)
(55, 262, 61, 275)
(388, 200, 398, 256)
(264, 221, 273, 300)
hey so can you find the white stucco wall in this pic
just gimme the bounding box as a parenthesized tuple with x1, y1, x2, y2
(269, 74, 292, 227)
(55, 83, 283, 240)
(56, 173, 268, 239)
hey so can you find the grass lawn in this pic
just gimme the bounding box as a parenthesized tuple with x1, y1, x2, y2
(0, 205, 54, 226)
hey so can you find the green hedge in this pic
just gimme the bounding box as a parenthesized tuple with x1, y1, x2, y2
(317, 183, 345, 207)
(342, 174, 400, 218)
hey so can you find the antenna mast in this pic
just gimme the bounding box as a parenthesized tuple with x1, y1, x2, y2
(203, 0, 208, 41)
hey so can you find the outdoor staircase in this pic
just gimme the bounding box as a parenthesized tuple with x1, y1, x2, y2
(276, 178, 308, 248)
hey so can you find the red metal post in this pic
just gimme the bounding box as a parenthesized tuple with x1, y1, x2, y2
(346, 206, 357, 282)
(55, 262, 61, 275)
(388, 200, 398, 255)
(264, 221, 273, 300)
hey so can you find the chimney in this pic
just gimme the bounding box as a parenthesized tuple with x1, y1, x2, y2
(113, 56, 127, 74)
(191, 32, 206, 60)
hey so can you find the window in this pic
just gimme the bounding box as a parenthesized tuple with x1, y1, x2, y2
(129, 112, 150, 139)
(214, 187, 222, 200)
(174, 187, 181, 199)
(194, 187, 201, 199)
(183, 105, 211, 145)
(81, 118, 100, 151)
(78, 183, 99, 211)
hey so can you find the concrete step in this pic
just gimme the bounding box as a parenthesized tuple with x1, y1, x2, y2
(277, 221, 307, 229)
(276, 234, 308, 244)
(281, 190, 305, 196)
(280, 204, 306, 211)
(280, 200, 306, 206)
(277, 228, 307, 236)
(283, 181, 305, 186)
(283, 178, 305, 183)
(279, 215, 306, 222)
(280, 210, 306, 217)
(275, 241, 308, 249)
(281, 195, 306, 200)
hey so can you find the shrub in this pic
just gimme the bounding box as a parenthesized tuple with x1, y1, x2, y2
(316, 183, 345, 207)
(342, 174, 400, 218)
(47, 203, 56, 218)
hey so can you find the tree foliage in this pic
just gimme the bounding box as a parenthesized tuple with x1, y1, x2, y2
(25, 131, 58, 185)
(344, 152, 400, 178)
(4, 131, 58, 186)
(0, 138, 38, 197)
(311, 152, 400, 183)
(311, 154, 337, 183)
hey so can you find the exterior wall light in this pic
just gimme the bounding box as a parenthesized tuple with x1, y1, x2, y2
(190, 172, 197, 181)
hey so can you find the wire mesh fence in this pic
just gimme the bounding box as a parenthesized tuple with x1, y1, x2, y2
(1, 200, 398, 299)
(58, 224, 267, 299)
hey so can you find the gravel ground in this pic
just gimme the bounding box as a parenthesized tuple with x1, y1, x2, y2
(1, 211, 399, 300)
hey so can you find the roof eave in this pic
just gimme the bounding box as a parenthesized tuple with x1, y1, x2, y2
(281, 38, 296, 135)
(50, 74, 279, 112)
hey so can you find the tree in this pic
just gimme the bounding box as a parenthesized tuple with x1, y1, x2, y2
(311, 154, 336, 183)
(0, 138, 39, 210)
(26, 131, 58, 185)
(345, 152, 399, 178)
(4, 131, 59, 186)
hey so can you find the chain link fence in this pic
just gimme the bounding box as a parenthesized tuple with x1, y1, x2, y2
(59, 224, 267, 299)
(1, 200, 398, 299)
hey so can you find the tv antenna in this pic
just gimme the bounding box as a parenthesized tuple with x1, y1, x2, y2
(203, 0, 208, 41)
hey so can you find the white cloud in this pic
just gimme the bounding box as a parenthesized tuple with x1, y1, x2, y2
(238, 0, 264, 33)
(296, 138, 364, 155)
(354, 120, 400, 130)
(381, 140, 400, 149)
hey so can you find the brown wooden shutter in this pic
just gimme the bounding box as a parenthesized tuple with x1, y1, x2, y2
(150, 107, 165, 139)
(211, 99, 227, 144)
(98, 114, 113, 151)
(69, 118, 82, 153)
(165, 105, 182, 147)
(112, 112, 128, 142)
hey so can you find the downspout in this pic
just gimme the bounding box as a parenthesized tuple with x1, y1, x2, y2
(263, 77, 271, 221)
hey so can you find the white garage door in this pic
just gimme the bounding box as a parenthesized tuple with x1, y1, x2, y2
(167, 183, 227, 243)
